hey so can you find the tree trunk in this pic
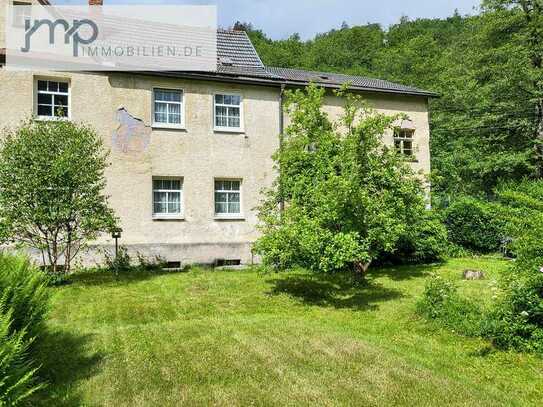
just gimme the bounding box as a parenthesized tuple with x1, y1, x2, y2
(354, 260, 371, 280)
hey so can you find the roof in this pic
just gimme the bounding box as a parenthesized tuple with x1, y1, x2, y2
(214, 30, 437, 97)
(266, 66, 437, 97)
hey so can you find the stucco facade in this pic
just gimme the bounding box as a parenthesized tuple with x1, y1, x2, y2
(0, 69, 430, 265)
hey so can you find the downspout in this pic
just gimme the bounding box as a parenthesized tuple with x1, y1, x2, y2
(279, 84, 286, 213)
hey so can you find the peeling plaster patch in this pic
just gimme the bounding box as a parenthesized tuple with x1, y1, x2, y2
(112, 107, 151, 154)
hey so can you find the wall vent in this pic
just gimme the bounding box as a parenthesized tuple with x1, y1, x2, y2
(215, 259, 241, 267)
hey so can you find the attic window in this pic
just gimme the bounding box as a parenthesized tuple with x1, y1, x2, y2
(219, 57, 234, 66)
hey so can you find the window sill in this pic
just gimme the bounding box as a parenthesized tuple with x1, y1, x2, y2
(35, 116, 70, 122)
(152, 215, 185, 221)
(214, 215, 245, 221)
(214, 127, 245, 134)
(152, 123, 186, 131)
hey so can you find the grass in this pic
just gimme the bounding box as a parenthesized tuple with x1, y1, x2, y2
(35, 257, 542, 406)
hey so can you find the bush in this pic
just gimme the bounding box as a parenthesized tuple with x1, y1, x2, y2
(444, 197, 505, 253)
(484, 273, 543, 353)
(381, 211, 449, 264)
(0, 310, 44, 406)
(417, 275, 482, 336)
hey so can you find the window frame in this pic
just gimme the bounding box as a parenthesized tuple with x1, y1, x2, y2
(393, 128, 416, 158)
(213, 93, 244, 133)
(152, 87, 185, 130)
(152, 177, 184, 220)
(214, 178, 243, 219)
(35, 78, 71, 121)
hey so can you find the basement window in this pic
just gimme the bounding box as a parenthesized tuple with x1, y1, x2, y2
(215, 259, 241, 267)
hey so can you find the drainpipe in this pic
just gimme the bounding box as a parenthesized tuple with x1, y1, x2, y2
(279, 84, 286, 213)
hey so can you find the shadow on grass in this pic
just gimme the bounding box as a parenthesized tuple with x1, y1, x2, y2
(66, 268, 190, 287)
(368, 262, 442, 281)
(267, 273, 403, 310)
(33, 330, 104, 406)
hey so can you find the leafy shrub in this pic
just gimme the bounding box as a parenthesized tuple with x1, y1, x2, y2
(484, 273, 543, 353)
(0, 310, 44, 406)
(104, 246, 131, 273)
(382, 211, 449, 264)
(136, 252, 168, 272)
(0, 254, 49, 340)
(417, 275, 482, 336)
(444, 197, 505, 253)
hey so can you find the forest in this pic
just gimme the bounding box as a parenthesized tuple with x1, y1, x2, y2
(234, 0, 543, 204)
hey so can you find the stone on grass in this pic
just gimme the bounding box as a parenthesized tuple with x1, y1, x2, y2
(462, 270, 485, 280)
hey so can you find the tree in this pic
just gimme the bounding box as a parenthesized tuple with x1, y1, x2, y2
(0, 119, 118, 273)
(483, 0, 543, 177)
(254, 85, 429, 277)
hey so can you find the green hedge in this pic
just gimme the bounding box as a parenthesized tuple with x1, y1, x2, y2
(444, 197, 506, 253)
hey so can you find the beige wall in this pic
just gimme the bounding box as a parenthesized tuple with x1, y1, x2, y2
(0, 0, 43, 49)
(0, 68, 430, 265)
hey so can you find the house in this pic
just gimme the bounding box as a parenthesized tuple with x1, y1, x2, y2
(0, 0, 436, 266)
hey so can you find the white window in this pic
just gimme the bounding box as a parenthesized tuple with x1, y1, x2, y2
(394, 128, 415, 157)
(153, 88, 184, 127)
(153, 178, 183, 218)
(36, 80, 69, 119)
(214, 179, 241, 217)
(12, 2, 31, 28)
(214, 94, 243, 131)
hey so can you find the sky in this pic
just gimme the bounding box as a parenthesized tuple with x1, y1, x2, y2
(54, 0, 482, 40)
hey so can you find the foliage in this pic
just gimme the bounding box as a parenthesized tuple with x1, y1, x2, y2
(0, 310, 44, 406)
(255, 84, 431, 275)
(416, 275, 483, 336)
(443, 197, 506, 253)
(104, 247, 168, 274)
(0, 119, 118, 274)
(0, 254, 49, 405)
(0, 254, 49, 341)
(379, 211, 449, 264)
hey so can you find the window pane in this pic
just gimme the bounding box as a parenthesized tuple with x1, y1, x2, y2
(153, 180, 163, 190)
(231, 181, 240, 191)
(37, 93, 52, 104)
(54, 94, 68, 106)
(229, 192, 240, 203)
(37, 80, 47, 91)
(48, 81, 59, 92)
(170, 180, 181, 190)
(168, 103, 180, 115)
(215, 192, 227, 203)
(154, 202, 166, 214)
(215, 94, 224, 104)
(228, 117, 240, 128)
(168, 114, 181, 124)
(228, 202, 240, 214)
(55, 106, 68, 117)
(214, 180, 223, 191)
(231, 95, 241, 105)
(215, 202, 227, 214)
(229, 106, 240, 117)
(224, 95, 232, 105)
(168, 202, 180, 213)
(58, 82, 68, 93)
(38, 105, 52, 116)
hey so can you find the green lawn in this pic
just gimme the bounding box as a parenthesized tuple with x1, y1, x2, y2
(36, 257, 543, 406)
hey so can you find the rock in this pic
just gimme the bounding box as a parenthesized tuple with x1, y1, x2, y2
(462, 270, 485, 280)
